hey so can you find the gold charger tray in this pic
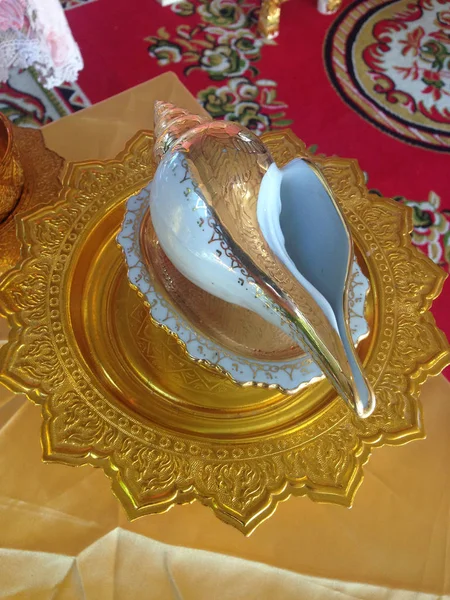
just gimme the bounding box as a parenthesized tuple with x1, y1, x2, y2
(0, 130, 448, 534)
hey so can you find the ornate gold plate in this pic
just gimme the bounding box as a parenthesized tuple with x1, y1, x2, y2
(0, 130, 449, 534)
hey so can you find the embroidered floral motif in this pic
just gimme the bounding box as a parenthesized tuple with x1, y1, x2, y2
(422, 67, 445, 100)
(403, 191, 450, 268)
(171, 0, 195, 16)
(145, 0, 292, 133)
(399, 26, 425, 55)
(325, 0, 450, 150)
(371, 188, 450, 270)
(198, 0, 253, 29)
(199, 44, 249, 79)
(148, 37, 183, 66)
(363, 0, 450, 124)
(198, 77, 291, 132)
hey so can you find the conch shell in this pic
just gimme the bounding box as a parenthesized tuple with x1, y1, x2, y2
(154, 101, 212, 164)
(149, 101, 375, 418)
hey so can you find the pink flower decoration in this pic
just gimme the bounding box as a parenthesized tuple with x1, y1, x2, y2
(0, 0, 26, 32)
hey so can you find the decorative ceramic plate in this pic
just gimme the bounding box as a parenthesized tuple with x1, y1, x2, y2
(117, 187, 370, 393)
(0, 130, 448, 534)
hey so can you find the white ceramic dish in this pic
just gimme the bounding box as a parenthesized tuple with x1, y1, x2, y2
(118, 186, 370, 394)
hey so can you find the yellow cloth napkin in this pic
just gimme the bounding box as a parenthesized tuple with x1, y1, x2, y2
(0, 528, 443, 599)
(0, 72, 449, 598)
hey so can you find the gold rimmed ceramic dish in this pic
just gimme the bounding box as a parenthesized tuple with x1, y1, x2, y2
(117, 185, 371, 395)
(0, 130, 448, 534)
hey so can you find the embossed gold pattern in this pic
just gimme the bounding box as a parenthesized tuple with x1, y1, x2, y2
(0, 123, 64, 276)
(0, 129, 448, 534)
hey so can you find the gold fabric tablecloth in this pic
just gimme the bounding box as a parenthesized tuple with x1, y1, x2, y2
(1, 72, 450, 599)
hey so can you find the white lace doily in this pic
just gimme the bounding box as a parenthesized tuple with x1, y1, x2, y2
(0, 0, 83, 87)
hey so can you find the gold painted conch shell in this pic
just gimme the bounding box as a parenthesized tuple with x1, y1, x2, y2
(149, 101, 376, 418)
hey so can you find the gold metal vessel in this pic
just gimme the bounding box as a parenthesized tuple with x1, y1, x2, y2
(0, 130, 448, 534)
(0, 113, 24, 222)
(0, 119, 64, 276)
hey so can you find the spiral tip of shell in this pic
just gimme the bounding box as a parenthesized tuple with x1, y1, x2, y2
(153, 100, 211, 163)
